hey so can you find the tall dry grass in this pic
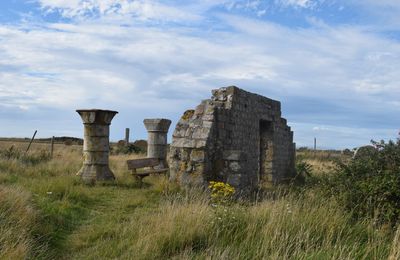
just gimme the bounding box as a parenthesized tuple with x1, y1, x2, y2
(0, 143, 397, 259)
(63, 187, 393, 259)
(389, 227, 400, 260)
(0, 186, 46, 259)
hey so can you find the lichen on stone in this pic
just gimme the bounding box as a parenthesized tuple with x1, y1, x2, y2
(181, 110, 195, 120)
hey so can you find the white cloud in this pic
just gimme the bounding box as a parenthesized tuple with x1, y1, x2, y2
(37, 0, 203, 22)
(275, 0, 316, 9)
(3, 15, 400, 108)
(35, 0, 323, 22)
(312, 126, 329, 131)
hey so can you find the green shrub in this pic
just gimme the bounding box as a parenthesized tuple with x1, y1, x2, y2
(0, 147, 51, 165)
(326, 137, 400, 226)
(111, 144, 144, 155)
(0, 145, 21, 159)
(21, 151, 52, 165)
(294, 161, 313, 184)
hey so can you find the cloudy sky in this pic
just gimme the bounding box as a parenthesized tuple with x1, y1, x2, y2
(0, 0, 399, 149)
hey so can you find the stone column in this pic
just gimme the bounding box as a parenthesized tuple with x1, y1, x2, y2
(76, 109, 118, 184)
(125, 128, 130, 146)
(143, 119, 171, 167)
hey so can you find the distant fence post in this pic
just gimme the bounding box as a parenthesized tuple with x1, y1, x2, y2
(50, 136, 55, 158)
(26, 130, 37, 153)
(125, 128, 130, 146)
(313, 137, 317, 157)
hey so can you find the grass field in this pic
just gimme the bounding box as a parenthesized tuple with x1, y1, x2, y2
(0, 139, 399, 259)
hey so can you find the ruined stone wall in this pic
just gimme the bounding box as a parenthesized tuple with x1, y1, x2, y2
(169, 86, 296, 193)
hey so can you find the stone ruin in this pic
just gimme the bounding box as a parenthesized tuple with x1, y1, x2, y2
(169, 86, 296, 193)
(74, 86, 296, 192)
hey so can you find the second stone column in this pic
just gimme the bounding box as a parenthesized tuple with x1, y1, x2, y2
(143, 118, 171, 168)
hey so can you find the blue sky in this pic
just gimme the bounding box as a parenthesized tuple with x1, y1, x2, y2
(0, 0, 399, 149)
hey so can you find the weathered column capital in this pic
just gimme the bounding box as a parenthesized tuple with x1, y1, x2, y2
(76, 109, 118, 125)
(143, 119, 171, 133)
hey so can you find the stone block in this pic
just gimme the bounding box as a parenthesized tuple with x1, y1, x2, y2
(83, 136, 109, 151)
(173, 127, 188, 138)
(195, 140, 207, 148)
(203, 121, 213, 128)
(202, 114, 214, 121)
(191, 150, 205, 163)
(182, 139, 197, 148)
(84, 125, 109, 137)
(192, 127, 210, 140)
(171, 138, 186, 147)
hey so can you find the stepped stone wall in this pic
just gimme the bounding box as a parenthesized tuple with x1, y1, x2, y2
(169, 86, 296, 193)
